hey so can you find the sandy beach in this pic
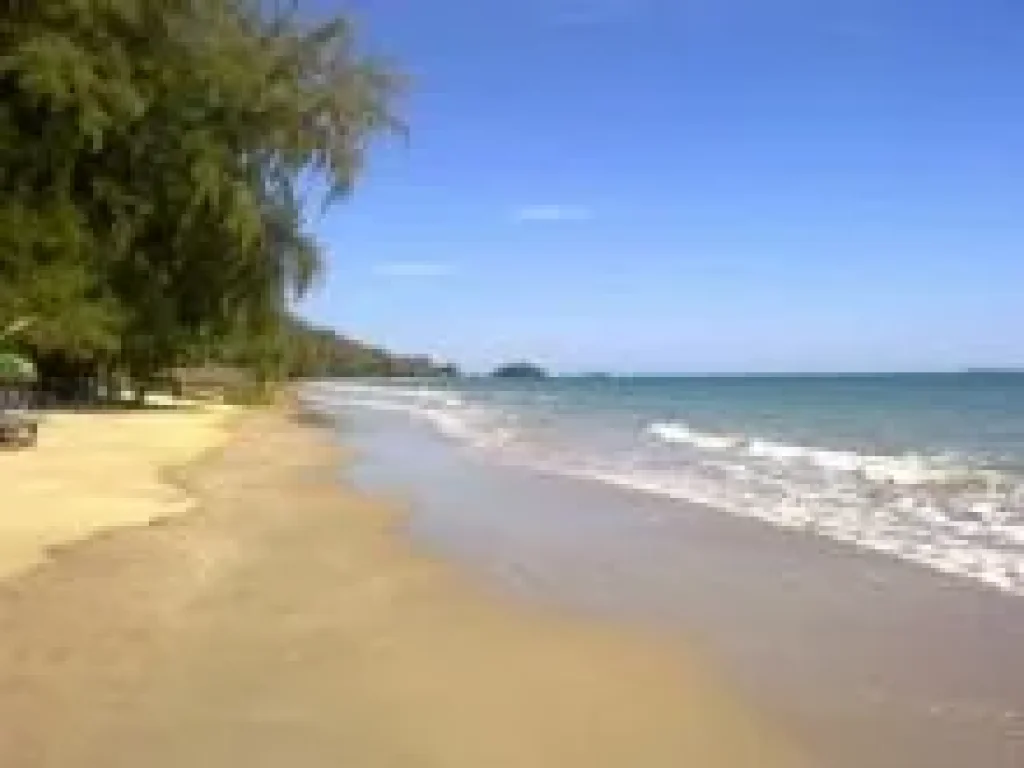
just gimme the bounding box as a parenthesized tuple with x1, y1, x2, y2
(0, 407, 238, 580)
(0, 406, 803, 767)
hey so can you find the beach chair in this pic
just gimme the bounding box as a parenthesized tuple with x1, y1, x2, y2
(0, 409, 39, 447)
(0, 386, 39, 448)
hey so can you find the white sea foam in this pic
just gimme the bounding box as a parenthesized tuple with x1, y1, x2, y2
(649, 420, 972, 485)
(647, 422, 742, 450)
(304, 380, 514, 451)
(305, 382, 1024, 598)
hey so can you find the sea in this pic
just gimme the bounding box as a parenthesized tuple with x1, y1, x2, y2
(304, 372, 1024, 598)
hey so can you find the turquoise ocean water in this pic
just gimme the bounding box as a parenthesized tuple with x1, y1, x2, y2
(305, 373, 1024, 595)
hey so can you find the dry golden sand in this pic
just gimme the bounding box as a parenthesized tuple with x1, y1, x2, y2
(0, 407, 806, 767)
(0, 407, 237, 579)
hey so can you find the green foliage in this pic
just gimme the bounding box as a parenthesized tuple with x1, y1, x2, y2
(221, 380, 277, 406)
(0, 0, 402, 388)
(282, 317, 454, 379)
(0, 352, 36, 383)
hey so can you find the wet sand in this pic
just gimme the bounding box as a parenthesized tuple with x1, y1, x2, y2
(0, 408, 803, 767)
(343, 407, 1024, 768)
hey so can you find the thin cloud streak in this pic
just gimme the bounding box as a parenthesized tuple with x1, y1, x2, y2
(513, 204, 594, 222)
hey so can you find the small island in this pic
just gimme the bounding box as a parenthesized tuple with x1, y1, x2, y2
(491, 362, 549, 379)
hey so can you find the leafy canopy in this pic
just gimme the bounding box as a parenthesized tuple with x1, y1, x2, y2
(0, 0, 401, 379)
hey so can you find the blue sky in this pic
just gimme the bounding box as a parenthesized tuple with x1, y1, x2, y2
(297, 0, 1024, 373)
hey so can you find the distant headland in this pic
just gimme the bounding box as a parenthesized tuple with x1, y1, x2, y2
(490, 362, 549, 379)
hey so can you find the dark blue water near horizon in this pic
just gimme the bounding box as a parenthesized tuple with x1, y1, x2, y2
(455, 371, 1024, 458)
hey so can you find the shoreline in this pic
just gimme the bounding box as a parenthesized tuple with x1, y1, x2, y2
(0, 404, 805, 767)
(341, 404, 1024, 768)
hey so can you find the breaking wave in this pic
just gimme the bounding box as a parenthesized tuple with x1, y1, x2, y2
(304, 381, 1024, 597)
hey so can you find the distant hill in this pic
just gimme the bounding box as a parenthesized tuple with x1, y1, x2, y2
(491, 362, 548, 379)
(285, 318, 458, 379)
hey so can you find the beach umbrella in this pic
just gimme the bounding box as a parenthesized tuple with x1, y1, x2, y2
(0, 352, 37, 383)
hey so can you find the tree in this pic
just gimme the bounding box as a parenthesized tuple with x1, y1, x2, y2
(0, 0, 401, 393)
(275, 317, 454, 379)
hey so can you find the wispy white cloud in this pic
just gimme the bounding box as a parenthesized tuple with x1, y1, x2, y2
(371, 261, 455, 278)
(513, 204, 594, 223)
